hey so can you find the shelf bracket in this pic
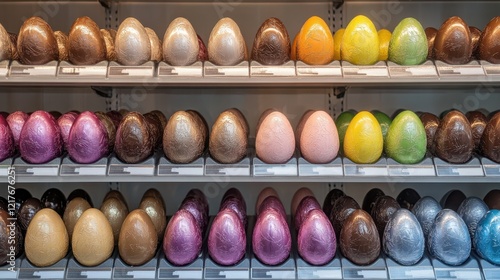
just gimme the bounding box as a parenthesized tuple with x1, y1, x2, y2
(92, 86, 113, 98)
(333, 87, 346, 99)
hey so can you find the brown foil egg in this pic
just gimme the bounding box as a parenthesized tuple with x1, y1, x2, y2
(63, 197, 91, 242)
(330, 195, 360, 237)
(162, 17, 199, 66)
(19, 198, 43, 231)
(118, 209, 158, 266)
(54, 31, 68, 61)
(469, 26, 481, 59)
(209, 108, 248, 164)
(484, 190, 500, 210)
(480, 112, 500, 162)
(101, 195, 129, 244)
(434, 110, 474, 163)
(434, 16, 472, 65)
(0, 23, 11, 61)
(139, 192, 167, 242)
(145, 27, 162, 63)
(68, 16, 106, 65)
(370, 196, 400, 236)
(25, 208, 69, 267)
(478, 16, 500, 64)
(340, 209, 380, 266)
(208, 17, 248, 66)
(420, 112, 440, 154)
(100, 28, 117, 61)
(115, 112, 154, 164)
(17, 17, 58, 65)
(251, 17, 291, 65)
(115, 17, 151, 66)
(466, 110, 487, 152)
(425, 27, 437, 60)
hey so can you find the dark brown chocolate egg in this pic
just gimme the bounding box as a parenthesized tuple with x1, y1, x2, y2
(362, 188, 385, 214)
(54, 31, 68, 61)
(330, 195, 360, 238)
(8, 32, 17, 60)
(0, 24, 11, 61)
(478, 16, 500, 64)
(163, 111, 206, 164)
(340, 209, 380, 265)
(95, 111, 116, 151)
(100, 28, 117, 61)
(115, 17, 151, 66)
(17, 17, 58, 64)
(371, 196, 400, 236)
(440, 189, 466, 211)
(68, 16, 106, 65)
(434, 16, 472, 65)
(0, 209, 23, 265)
(146, 27, 162, 63)
(484, 189, 500, 210)
(425, 27, 437, 60)
(466, 110, 487, 152)
(144, 112, 162, 149)
(19, 198, 42, 231)
(14, 188, 32, 216)
(209, 109, 248, 164)
(67, 188, 93, 207)
(397, 188, 421, 210)
(469, 26, 481, 59)
(420, 112, 440, 154)
(251, 17, 291, 65)
(322, 189, 345, 218)
(41, 188, 66, 217)
(434, 110, 474, 163)
(115, 112, 154, 164)
(480, 112, 500, 162)
(149, 110, 167, 130)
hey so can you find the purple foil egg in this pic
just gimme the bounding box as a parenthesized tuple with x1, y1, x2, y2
(6, 111, 29, 150)
(220, 196, 247, 227)
(298, 209, 336, 265)
(57, 112, 78, 150)
(67, 111, 109, 164)
(0, 115, 14, 161)
(252, 208, 291, 265)
(19, 110, 62, 164)
(208, 209, 246, 266)
(185, 189, 209, 216)
(294, 196, 321, 231)
(258, 195, 287, 218)
(180, 197, 208, 233)
(163, 209, 202, 266)
(222, 188, 247, 213)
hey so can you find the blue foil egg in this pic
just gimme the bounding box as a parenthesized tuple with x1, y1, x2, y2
(383, 209, 424, 265)
(412, 196, 442, 239)
(457, 197, 488, 242)
(428, 209, 471, 266)
(474, 210, 500, 265)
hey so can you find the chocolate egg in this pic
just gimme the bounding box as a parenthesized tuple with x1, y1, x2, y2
(148, 110, 167, 131)
(163, 209, 202, 266)
(297, 110, 339, 164)
(57, 112, 78, 151)
(258, 195, 287, 219)
(0, 209, 23, 264)
(255, 187, 280, 216)
(297, 16, 334, 65)
(481, 112, 500, 163)
(18, 198, 42, 232)
(209, 109, 248, 164)
(63, 197, 91, 242)
(420, 112, 440, 154)
(68, 111, 109, 164)
(101, 196, 129, 244)
(139, 195, 167, 242)
(457, 197, 489, 241)
(322, 188, 345, 218)
(297, 209, 336, 265)
(103, 189, 128, 208)
(255, 110, 295, 164)
(330, 195, 360, 238)
(163, 111, 206, 164)
(208, 18, 247, 66)
(252, 208, 291, 265)
(478, 16, 500, 64)
(411, 196, 442, 238)
(291, 187, 314, 216)
(197, 34, 208, 61)
(371, 196, 401, 236)
(115, 112, 154, 163)
(6, 111, 29, 150)
(220, 196, 247, 227)
(25, 208, 68, 267)
(474, 210, 500, 265)
(145, 27, 162, 62)
(8, 32, 18, 60)
(67, 189, 93, 207)
(434, 16, 472, 64)
(466, 110, 487, 152)
(184, 189, 209, 220)
(0, 115, 14, 161)
(425, 27, 437, 60)
(440, 189, 466, 211)
(469, 27, 481, 59)
(180, 196, 208, 233)
(484, 190, 500, 209)
(68, 16, 106, 65)
(119, 209, 157, 266)
(362, 188, 385, 214)
(143, 188, 166, 212)
(100, 28, 117, 61)
(54, 31, 68, 61)
(41, 188, 66, 217)
(17, 17, 58, 64)
(144, 112, 162, 149)
(434, 110, 474, 163)
(428, 209, 471, 266)
(115, 17, 151, 66)
(95, 111, 116, 151)
(383, 209, 424, 265)
(208, 208, 246, 266)
(340, 209, 380, 265)
(251, 17, 290, 65)
(294, 196, 321, 231)
(72, 208, 114, 266)
(397, 188, 421, 210)
(14, 188, 32, 215)
(0, 197, 6, 211)
(162, 17, 198, 66)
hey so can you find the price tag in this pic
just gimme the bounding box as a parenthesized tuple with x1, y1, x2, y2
(9, 61, 58, 77)
(66, 269, 112, 279)
(436, 61, 485, 76)
(204, 61, 249, 77)
(344, 158, 388, 176)
(19, 269, 65, 279)
(298, 157, 343, 176)
(0, 60, 10, 77)
(253, 157, 298, 176)
(60, 156, 107, 176)
(388, 61, 438, 77)
(435, 157, 484, 176)
(108, 61, 155, 77)
(157, 157, 204, 176)
(205, 157, 251, 176)
(387, 158, 435, 176)
(113, 269, 155, 279)
(0, 258, 20, 279)
(481, 61, 500, 76)
(478, 256, 500, 280)
(0, 158, 11, 176)
(13, 157, 61, 176)
(432, 256, 482, 280)
(108, 156, 155, 176)
(205, 251, 250, 279)
(296, 61, 342, 76)
(297, 254, 342, 279)
(386, 254, 435, 279)
(251, 255, 295, 279)
(58, 61, 108, 77)
(481, 157, 500, 176)
(157, 61, 203, 77)
(157, 251, 204, 279)
(343, 269, 388, 279)
(342, 61, 389, 78)
(250, 61, 296, 76)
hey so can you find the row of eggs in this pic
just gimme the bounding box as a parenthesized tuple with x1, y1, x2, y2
(2, 186, 499, 268)
(1, 14, 499, 67)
